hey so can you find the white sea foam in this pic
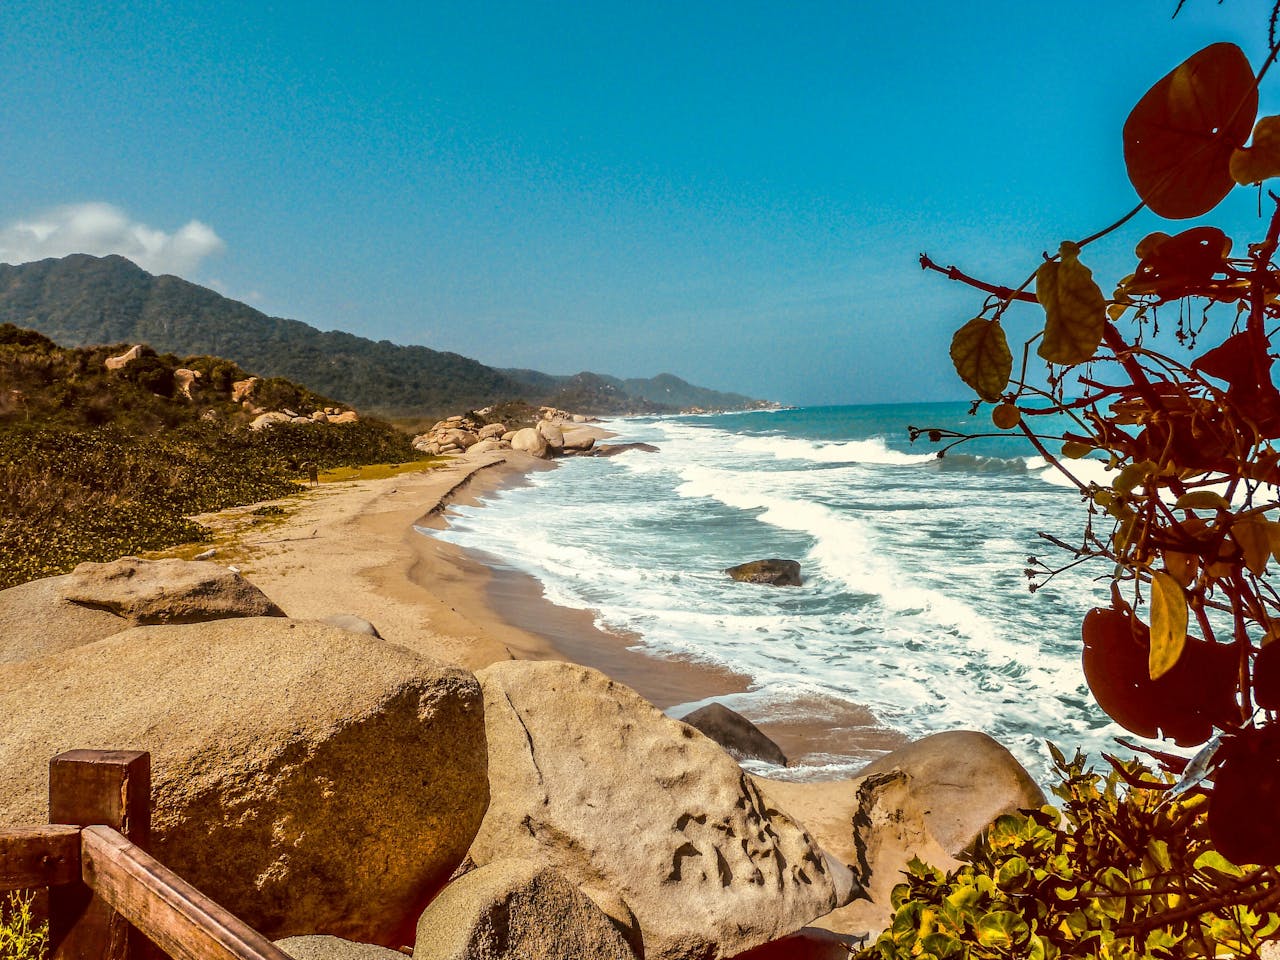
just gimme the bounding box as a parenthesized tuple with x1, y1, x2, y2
(428, 406, 1133, 782)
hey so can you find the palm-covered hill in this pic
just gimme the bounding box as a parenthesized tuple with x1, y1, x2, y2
(0, 254, 769, 418)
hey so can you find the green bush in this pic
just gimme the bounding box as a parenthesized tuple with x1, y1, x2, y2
(858, 748, 1280, 960)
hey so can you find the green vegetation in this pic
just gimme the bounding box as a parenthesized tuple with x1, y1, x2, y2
(0, 325, 425, 589)
(0, 891, 47, 960)
(0, 254, 768, 418)
(859, 749, 1280, 960)
(891, 10, 1280, 957)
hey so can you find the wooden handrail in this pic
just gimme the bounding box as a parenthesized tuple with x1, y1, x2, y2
(0, 750, 294, 960)
(0, 825, 80, 891)
(79, 827, 292, 960)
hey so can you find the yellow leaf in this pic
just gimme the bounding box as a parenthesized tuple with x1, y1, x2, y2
(1149, 572, 1188, 680)
(1061, 440, 1093, 459)
(1113, 459, 1156, 495)
(1175, 490, 1230, 511)
(1163, 550, 1198, 587)
(1230, 115, 1280, 185)
(950, 318, 1012, 402)
(1036, 242, 1106, 365)
(1231, 518, 1271, 577)
(1269, 519, 1280, 563)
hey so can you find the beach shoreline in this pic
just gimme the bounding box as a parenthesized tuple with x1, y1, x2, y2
(178, 429, 901, 775)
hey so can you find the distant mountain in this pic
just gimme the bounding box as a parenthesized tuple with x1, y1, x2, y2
(0, 255, 770, 418)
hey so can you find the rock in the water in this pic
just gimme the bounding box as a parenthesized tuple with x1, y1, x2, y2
(469, 661, 839, 960)
(62, 557, 286, 624)
(725, 559, 802, 587)
(0, 618, 489, 945)
(590, 442, 659, 457)
(275, 938, 402, 960)
(414, 859, 636, 960)
(535, 420, 565, 452)
(510, 427, 550, 459)
(682, 702, 787, 766)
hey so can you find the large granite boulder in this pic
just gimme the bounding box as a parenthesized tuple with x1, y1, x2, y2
(0, 617, 489, 946)
(478, 422, 508, 441)
(0, 560, 285, 662)
(757, 730, 1045, 937)
(62, 557, 286, 624)
(414, 859, 636, 960)
(535, 420, 565, 453)
(469, 661, 842, 960)
(682, 702, 787, 766)
(725, 560, 802, 587)
(510, 427, 550, 459)
(275, 938, 401, 960)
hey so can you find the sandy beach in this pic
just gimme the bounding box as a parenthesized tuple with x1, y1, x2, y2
(170, 428, 902, 769)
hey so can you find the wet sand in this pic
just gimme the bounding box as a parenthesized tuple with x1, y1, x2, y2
(179, 426, 900, 773)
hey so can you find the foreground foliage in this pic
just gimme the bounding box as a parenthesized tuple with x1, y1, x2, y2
(860, 748, 1280, 960)
(0, 891, 46, 960)
(891, 5, 1280, 955)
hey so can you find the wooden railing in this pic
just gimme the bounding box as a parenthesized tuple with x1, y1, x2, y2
(0, 750, 292, 960)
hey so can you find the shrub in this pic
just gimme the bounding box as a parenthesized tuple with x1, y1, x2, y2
(859, 748, 1280, 959)
(0, 891, 47, 960)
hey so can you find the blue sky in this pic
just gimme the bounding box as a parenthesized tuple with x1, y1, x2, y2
(0, 1, 1273, 405)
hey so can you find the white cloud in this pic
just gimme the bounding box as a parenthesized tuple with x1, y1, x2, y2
(0, 202, 225, 277)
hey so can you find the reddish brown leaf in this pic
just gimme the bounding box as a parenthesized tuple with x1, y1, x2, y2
(1256, 641, 1280, 711)
(1125, 226, 1234, 301)
(1123, 42, 1257, 219)
(1081, 606, 1238, 746)
(1209, 726, 1280, 865)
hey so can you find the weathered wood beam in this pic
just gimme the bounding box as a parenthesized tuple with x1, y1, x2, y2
(49, 749, 152, 960)
(0, 824, 81, 891)
(80, 827, 293, 960)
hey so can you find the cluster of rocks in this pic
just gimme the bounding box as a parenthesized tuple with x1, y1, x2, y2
(231, 377, 361, 430)
(102, 349, 360, 428)
(0, 558, 1045, 960)
(412, 414, 596, 460)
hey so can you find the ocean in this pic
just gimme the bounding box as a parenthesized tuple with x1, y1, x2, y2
(426, 402, 1130, 782)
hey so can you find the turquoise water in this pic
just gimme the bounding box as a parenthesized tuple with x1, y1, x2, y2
(429, 402, 1125, 780)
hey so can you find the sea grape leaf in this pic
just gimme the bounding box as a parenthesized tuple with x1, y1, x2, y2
(1081, 605, 1237, 745)
(1123, 42, 1257, 219)
(1230, 517, 1271, 577)
(1163, 549, 1197, 587)
(1175, 490, 1230, 511)
(1036, 242, 1105, 365)
(1230, 115, 1280, 184)
(1208, 726, 1280, 865)
(1149, 572, 1188, 679)
(1256, 641, 1280, 710)
(974, 911, 1029, 949)
(950, 317, 1011, 402)
(1125, 226, 1233, 301)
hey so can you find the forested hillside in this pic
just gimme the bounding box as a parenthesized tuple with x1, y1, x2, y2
(0, 255, 770, 418)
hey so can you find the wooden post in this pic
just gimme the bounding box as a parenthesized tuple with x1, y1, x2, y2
(48, 750, 151, 960)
